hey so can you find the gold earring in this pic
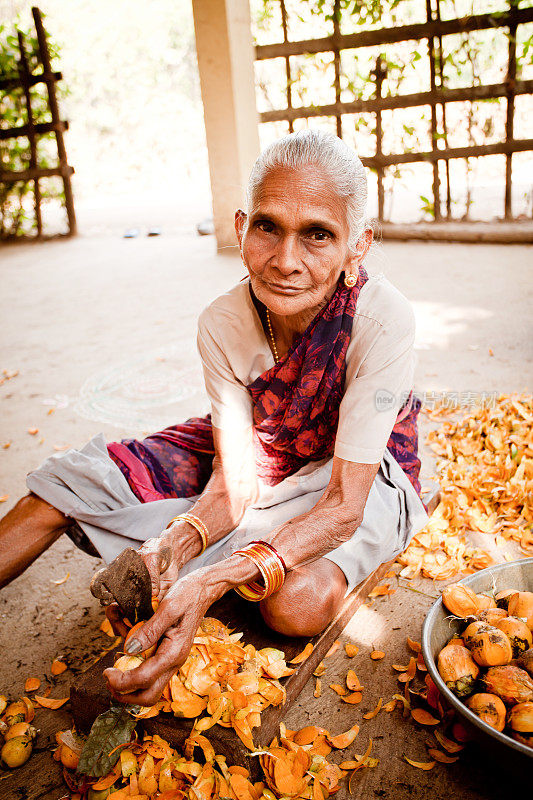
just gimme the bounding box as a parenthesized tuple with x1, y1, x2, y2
(344, 273, 357, 288)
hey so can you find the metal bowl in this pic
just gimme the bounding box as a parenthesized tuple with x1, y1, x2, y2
(421, 558, 533, 761)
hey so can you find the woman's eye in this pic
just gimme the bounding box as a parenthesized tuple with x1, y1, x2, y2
(256, 221, 274, 233)
(309, 230, 330, 241)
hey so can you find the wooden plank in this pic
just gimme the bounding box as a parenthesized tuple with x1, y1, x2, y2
(373, 57, 385, 222)
(259, 78, 533, 123)
(332, 0, 342, 138)
(0, 120, 69, 141)
(426, 0, 441, 221)
(70, 559, 394, 780)
(0, 70, 62, 91)
(279, 0, 293, 134)
(380, 220, 533, 243)
(255, 6, 533, 60)
(17, 30, 42, 237)
(0, 165, 74, 182)
(361, 138, 533, 168)
(32, 7, 77, 236)
(435, 0, 452, 219)
(504, 0, 518, 219)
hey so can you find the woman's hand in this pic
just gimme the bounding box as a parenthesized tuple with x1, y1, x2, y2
(137, 535, 181, 599)
(103, 523, 202, 641)
(103, 554, 257, 706)
(139, 519, 206, 600)
(103, 568, 223, 706)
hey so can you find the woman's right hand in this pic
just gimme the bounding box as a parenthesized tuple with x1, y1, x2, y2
(138, 517, 207, 600)
(137, 536, 181, 599)
(105, 522, 200, 638)
(104, 537, 179, 638)
(103, 566, 223, 706)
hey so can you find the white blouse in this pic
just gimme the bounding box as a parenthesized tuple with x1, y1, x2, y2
(196, 273, 416, 466)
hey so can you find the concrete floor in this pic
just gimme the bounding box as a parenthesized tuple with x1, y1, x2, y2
(0, 231, 532, 797)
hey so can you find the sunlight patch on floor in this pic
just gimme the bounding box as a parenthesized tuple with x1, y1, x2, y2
(412, 301, 493, 352)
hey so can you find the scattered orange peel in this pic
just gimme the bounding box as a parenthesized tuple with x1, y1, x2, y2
(404, 756, 436, 770)
(434, 729, 464, 753)
(368, 583, 393, 598)
(324, 640, 341, 659)
(346, 670, 363, 692)
(289, 642, 313, 664)
(427, 747, 459, 764)
(341, 691, 362, 704)
(34, 695, 69, 709)
(363, 697, 383, 720)
(328, 683, 347, 696)
(411, 708, 440, 726)
(398, 394, 533, 580)
(51, 659, 68, 676)
(326, 724, 359, 749)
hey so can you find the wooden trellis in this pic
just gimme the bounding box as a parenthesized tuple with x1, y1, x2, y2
(0, 6, 76, 237)
(255, 0, 533, 223)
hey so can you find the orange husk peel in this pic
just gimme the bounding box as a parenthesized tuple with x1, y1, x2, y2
(53, 614, 385, 798)
(107, 616, 295, 747)
(397, 394, 533, 580)
(57, 718, 376, 799)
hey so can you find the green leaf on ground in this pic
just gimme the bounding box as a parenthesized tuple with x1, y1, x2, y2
(77, 704, 137, 777)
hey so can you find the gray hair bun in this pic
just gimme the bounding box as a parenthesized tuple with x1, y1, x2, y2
(247, 129, 369, 250)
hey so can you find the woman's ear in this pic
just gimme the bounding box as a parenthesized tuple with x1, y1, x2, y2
(344, 227, 373, 283)
(235, 209, 247, 246)
(355, 227, 373, 264)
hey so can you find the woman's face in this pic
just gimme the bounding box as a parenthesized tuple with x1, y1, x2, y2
(236, 166, 365, 319)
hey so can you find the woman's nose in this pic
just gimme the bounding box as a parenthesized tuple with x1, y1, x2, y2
(272, 235, 301, 275)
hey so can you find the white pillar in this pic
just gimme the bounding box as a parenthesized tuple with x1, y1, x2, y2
(192, 0, 260, 250)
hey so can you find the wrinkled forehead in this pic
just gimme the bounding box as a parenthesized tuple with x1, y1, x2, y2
(249, 165, 349, 230)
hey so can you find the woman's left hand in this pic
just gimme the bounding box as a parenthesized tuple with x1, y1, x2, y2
(103, 569, 221, 706)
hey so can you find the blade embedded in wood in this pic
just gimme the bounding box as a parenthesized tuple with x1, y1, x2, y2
(90, 547, 153, 622)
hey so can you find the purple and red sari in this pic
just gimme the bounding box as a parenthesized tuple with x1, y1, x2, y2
(108, 269, 422, 503)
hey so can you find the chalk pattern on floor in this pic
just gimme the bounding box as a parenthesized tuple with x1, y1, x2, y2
(74, 340, 207, 431)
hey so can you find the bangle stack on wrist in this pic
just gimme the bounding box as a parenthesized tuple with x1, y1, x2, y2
(166, 513, 208, 555)
(234, 541, 287, 601)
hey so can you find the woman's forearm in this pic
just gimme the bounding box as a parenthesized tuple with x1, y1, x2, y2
(201, 459, 379, 599)
(162, 462, 257, 564)
(270, 461, 379, 570)
(205, 501, 361, 598)
(191, 505, 360, 610)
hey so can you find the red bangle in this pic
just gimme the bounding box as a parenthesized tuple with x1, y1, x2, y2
(233, 541, 286, 602)
(249, 540, 287, 574)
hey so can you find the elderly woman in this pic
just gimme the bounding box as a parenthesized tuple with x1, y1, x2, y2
(0, 130, 427, 705)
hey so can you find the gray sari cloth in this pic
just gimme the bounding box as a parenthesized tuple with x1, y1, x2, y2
(27, 433, 428, 595)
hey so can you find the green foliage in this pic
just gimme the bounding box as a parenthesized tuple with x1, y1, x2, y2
(252, 0, 529, 222)
(419, 194, 435, 219)
(0, 18, 64, 238)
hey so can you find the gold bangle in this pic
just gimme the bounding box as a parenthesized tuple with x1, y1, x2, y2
(166, 513, 208, 555)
